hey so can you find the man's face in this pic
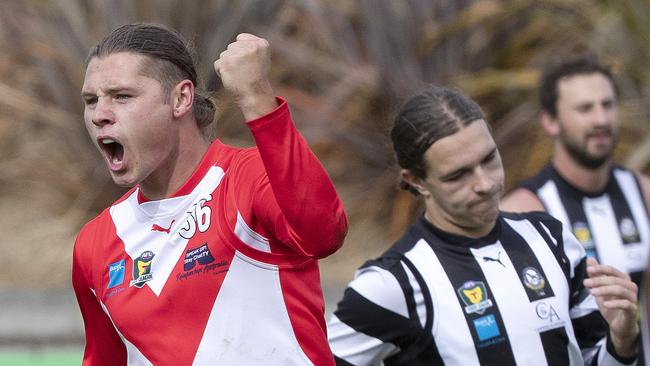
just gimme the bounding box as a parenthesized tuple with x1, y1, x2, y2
(553, 73, 619, 169)
(414, 120, 504, 237)
(81, 52, 178, 188)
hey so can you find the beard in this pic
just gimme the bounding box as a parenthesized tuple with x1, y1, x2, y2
(559, 128, 615, 170)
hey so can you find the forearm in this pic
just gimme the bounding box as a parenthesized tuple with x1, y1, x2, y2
(247, 98, 347, 257)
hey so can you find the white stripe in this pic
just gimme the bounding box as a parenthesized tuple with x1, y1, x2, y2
(350, 266, 409, 318)
(583, 195, 628, 271)
(614, 169, 650, 272)
(328, 314, 399, 365)
(234, 211, 271, 253)
(505, 218, 583, 365)
(538, 181, 571, 228)
(401, 262, 427, 328)
(91, 289, 153, 366)
(404, 239, 480, 365)
(192, 251, 312, 365)
(470, 240, 547, 365)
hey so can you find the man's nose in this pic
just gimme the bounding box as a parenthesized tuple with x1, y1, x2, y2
(473, 167, 495, 194)
(592, 104, 613, 127)
(91, 98, 115, 127)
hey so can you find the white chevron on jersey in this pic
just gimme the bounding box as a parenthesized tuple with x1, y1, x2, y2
(110, 166, 225, 296)
(192, 251, 312, 365)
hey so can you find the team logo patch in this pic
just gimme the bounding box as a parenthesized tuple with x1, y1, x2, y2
(130, 250, 155, 288)
(183, 244, 215, 271)
(473, 314, 500, 341)
(522, 266, 546, 295)
(572, 222, 593, 247)
(457, 280, 493, 314)
(619, 217, 640, 243)
(107, 259, 125, 289)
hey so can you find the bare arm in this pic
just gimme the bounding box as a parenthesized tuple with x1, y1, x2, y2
(499, 188, 546, 212)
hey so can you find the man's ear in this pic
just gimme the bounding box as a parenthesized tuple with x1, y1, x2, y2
(540, 110, 560, 137)
(172, 80, 195, 118)
(400, 169, 430, 197)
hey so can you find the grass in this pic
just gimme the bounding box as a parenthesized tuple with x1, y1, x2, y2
(0, 348, 82, 366)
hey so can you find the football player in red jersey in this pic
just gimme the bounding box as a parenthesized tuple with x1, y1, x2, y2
(74, 23, 347, 365)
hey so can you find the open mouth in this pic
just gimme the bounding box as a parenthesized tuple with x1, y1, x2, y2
(99, 138, 125, 170)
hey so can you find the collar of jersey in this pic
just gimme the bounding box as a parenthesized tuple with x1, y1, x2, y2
(133, 140, 225, 218)
(418, 216, 502, 249)
(548, 163, 617, 198)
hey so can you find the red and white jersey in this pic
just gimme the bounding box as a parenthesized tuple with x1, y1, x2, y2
(72, 99, 348, 366)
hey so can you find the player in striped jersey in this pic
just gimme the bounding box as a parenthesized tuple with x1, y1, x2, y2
(500, 56, 650, 363)
(328, 86, 640, 365)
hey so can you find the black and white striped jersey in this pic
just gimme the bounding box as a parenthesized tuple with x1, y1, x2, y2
(328, 212, 636, 366)
(519, 164, 649, 364)
(520, 164, 649, 287)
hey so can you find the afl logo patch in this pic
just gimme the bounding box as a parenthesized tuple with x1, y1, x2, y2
(130, 250, 155, 288)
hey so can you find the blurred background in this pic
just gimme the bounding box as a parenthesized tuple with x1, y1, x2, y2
(1, 0, 649, 364)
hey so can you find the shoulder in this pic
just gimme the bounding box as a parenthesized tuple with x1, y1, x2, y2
(500, 187, 546, 213)
(633, 170, 650, 211)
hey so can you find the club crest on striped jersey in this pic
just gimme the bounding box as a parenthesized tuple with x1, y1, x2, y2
(572, 222, 593, 247)
(130, 250, 155, 288)
(521, 266, 546, 295)
(619, 217, 640, 243)
(457, 280, 493, 314)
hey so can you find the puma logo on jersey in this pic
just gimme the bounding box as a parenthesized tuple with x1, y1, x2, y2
(482, 251, 505, 268)
(151, 220, 175, 234)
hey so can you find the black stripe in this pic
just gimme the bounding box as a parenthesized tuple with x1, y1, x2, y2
(607, 173, 642, 245)
(530, 218, 571, 285)
(334, 356, 354, 366)
(396, 256, 443, 365)
(334, 287, 419, 349)
(500, 223, 555, 301)
(540, 326, 570, 365)
(570, 258, 590, 308)
(550, 172, 601, 261)
(571, 311, 607, 349)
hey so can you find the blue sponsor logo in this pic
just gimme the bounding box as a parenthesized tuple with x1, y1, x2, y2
(183, 244, 215, 271)
(473, 314, 500, 341)
(107, 259, 125, 289)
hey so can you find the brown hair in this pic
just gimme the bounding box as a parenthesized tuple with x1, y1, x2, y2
(87, 23, 215, 128)
(391, 85, 486, 195)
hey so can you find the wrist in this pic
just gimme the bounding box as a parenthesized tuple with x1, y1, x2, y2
(235, 81, 277, 121)
(609, 326, 639, 359)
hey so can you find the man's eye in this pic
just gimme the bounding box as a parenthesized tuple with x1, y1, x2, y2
(443, 172, 465, 182)
(84, 97, 97, 106)
(115, 94, 131, 100)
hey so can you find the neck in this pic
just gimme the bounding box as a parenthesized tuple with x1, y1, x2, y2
(424, 211, 495, 239)
(552, 143, 611, 194)
(140, 122, 210, 200)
